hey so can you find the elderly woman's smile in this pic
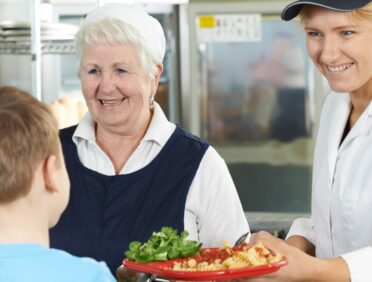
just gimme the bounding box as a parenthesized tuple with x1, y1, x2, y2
(98, 97, 127, 106)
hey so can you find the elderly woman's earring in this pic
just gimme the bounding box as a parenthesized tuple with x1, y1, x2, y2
(149, 96, 155, 108)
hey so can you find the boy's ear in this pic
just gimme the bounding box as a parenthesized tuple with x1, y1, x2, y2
(43, 155, 59, 193)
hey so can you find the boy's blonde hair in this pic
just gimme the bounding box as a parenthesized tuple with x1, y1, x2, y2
(0, 86, 60, 203)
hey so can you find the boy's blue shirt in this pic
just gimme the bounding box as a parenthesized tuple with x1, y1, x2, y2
(0, 243, 115, 282)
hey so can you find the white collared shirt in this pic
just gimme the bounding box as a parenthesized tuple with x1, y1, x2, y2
(287, 92, 372, 282)
(72, 102, 249, 247)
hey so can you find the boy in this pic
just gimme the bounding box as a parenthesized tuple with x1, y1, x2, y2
(0, 86, 115, 282)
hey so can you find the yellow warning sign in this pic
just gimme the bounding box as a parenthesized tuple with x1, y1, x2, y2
(198, 16, 216, 28)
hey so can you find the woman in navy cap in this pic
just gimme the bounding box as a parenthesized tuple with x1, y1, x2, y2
(49, 3, 249, 274)
(249, 1, 372, 281)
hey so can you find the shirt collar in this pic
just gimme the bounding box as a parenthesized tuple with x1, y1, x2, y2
(73, 112, 96, 145)
(141, 102, 172, 147)
(366, 100, 372, 117)
(72, 102, 172, 147)
(0, 243, 47, 257)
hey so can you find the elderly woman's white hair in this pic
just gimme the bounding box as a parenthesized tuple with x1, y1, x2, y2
(75, 3, 166, 78)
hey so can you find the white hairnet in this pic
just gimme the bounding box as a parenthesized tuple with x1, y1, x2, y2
(82, 3, 166, 62)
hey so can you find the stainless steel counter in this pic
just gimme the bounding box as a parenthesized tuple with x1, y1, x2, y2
(245, 211, 310, 238)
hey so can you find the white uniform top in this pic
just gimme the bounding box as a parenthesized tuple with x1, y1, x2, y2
(287, 92, 372, 282)
(72, 102, 249, 247)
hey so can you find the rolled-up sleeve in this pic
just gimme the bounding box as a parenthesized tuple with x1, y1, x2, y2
(286, 217, 315, 245)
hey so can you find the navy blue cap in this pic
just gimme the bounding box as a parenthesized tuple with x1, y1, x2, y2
(281, 0, 371, 21)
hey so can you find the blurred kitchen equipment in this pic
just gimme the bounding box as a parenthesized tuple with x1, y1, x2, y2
(48, 96, 87, 129)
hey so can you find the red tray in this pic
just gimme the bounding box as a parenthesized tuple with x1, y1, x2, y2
(123, 248, 287, 281)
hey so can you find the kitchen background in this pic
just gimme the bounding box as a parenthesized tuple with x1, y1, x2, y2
(0, 0, 332, 236)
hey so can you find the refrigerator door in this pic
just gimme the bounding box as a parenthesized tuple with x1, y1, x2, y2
(182, 1, 322, 213)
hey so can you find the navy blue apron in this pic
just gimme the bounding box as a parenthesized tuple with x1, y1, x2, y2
(50, 125, 209, 274)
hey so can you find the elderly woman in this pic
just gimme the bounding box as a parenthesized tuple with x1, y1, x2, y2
(50, 3, 249, 274)
(247, 0, 372, 281)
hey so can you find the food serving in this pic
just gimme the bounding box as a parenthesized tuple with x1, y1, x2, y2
(123, 241, 287, 280)
(123, 227, 286, 280)
(124, 226, 284, 270)
(172, 242, 283, 271)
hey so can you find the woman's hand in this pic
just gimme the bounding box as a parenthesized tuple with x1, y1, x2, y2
(241, 231, 350, 282)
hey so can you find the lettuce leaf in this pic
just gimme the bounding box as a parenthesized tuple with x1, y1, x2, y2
(125, 226, 202, 262)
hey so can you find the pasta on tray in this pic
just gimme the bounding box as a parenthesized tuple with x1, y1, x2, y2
(172, 242, 283, 271)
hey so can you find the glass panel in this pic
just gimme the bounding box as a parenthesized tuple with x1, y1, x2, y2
(58, 15, 84, 99)
(200, 17, 309, 144)
(197, 16, 313, 213)
(0, 54, 32, 92)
